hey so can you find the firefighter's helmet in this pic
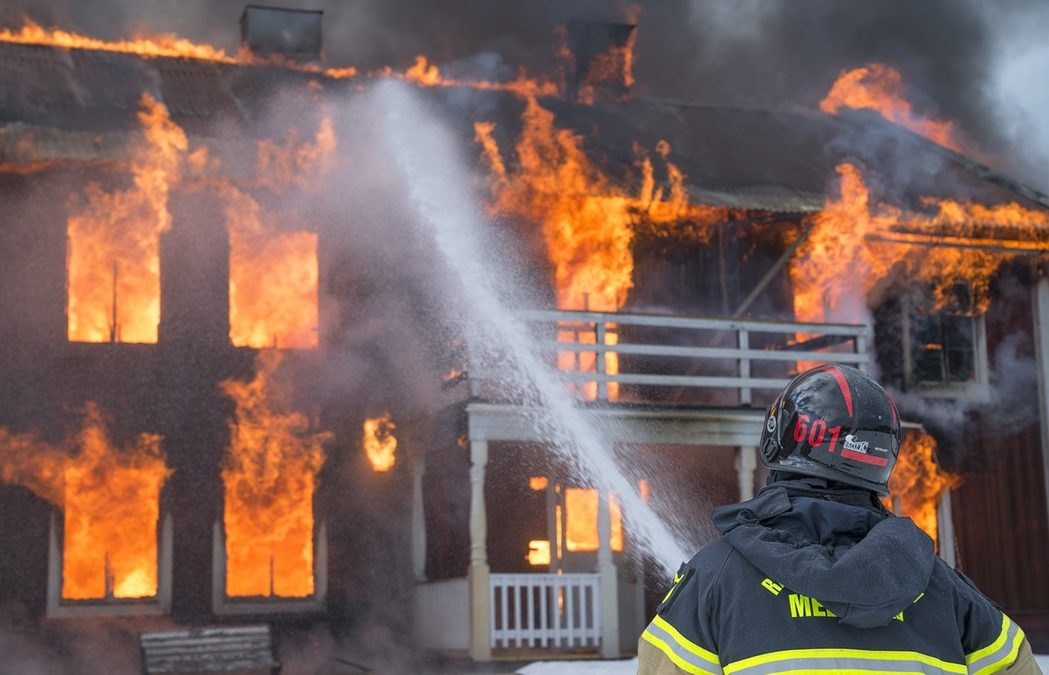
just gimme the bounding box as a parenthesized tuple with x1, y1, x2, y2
(759, 364, 902, 495)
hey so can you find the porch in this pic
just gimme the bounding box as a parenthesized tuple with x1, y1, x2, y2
(413, 309, 872, 660)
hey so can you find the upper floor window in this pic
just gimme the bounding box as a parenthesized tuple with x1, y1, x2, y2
(901, 282, 988, 398)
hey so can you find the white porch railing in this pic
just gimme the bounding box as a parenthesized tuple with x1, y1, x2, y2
(489, 573, 601, 650)
(469, 309, 869, 405)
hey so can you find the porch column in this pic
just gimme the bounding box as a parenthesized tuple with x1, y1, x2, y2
(468, 439, 492, 661)
(1033, 277, 1049, 534)
(736, 446, 758, 501)
(411, 452, 427, 582)
(936, 489, 957, 567)
(597, 491, 620, 659)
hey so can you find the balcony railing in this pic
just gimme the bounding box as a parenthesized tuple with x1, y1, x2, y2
(469, 309, 869, 406)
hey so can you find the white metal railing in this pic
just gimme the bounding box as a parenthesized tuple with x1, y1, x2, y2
(470, 309, 869, 404)
(489, 573, 601, 650)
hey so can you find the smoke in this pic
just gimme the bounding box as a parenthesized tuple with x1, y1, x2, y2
(890, 329, 1040, 465)
(4, 0, 1049, 190)
(981, 2, 1049, 193)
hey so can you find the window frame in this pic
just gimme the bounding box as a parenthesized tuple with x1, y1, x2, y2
(211, 519, 328, 616)
(901, 300, 990, 401)
(46, 510, 172, 618)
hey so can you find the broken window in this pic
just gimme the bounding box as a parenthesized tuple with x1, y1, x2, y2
(214, 352, 329, 613)
(229, 230, 319, 349)
(65, 93, 182, 345)
(2, 405, 179, 617)
(563, 487, 623, 553)
(49, 511, 172, 617)
(903, 282, 988, 395)
(910, 312, 977, 385)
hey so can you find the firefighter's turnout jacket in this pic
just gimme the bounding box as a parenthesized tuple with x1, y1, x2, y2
(638, 479, 1040, 675)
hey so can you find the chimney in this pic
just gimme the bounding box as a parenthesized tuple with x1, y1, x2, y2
(565, 19, 638, 104)
(240, 5, 323, 62)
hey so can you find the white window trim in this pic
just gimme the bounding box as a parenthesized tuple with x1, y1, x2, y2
(211, 519, 327, 615)
(46, 510, 172, 618)
(901, 305, 990, 402)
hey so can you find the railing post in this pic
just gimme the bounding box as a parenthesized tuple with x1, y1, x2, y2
(411, 452, 427, 582)
(468, 439, 492, 660)
(595, 321, 608, 401)
(937, 489, 956, 567)
(597, 491, 619, 658)
(738, 328, 752, 406)
(736, 446, 757, 501)
(855, 330, 869, 373)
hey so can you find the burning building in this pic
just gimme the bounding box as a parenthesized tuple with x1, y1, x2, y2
(0, 9, 1047, 671)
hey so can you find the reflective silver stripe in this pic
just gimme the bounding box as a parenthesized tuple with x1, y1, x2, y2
(731, 656, 961, 675)
(967, 620, 1023, 675)
(642, 621, 723, 674)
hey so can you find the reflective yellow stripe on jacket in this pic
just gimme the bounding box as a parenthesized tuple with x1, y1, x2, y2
(640, 615, 723, 675)
(722, 647, 968, 675)
(966, 615, 1025, 675)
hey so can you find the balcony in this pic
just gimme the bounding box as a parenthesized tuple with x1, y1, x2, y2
(416, 309, 871, 660)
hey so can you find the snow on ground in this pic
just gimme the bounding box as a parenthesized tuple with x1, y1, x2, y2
(516, 658, 638, 674)
(517, 656, 1049, 674)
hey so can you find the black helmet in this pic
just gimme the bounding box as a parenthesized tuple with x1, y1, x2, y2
(760, 364, 901, 495)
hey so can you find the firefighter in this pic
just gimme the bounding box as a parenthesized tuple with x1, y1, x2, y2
(638, 364, 1041, 675)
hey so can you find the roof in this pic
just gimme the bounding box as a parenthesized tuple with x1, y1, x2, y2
(1, 40, 1047, 217)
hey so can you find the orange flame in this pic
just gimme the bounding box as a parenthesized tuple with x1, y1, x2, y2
(363, 414, 397, 473)
(0, 404, 170, 599)
(563, 487, 623, 552)
(526, 540, 551, 566)
(889, 431, 959, 547)
(220, 351, 330, 598)
(370, 55, 560, 98)
(476, 101, 726, 397)
(67, 93, 186, 343)
(224, 118, 333, 350)
(0, 19, 238, 62)
(0, 21, 571, 101)
(792, 162, 1049, 329)
(820, 63, 961, 151)
(790, 163, 895, 326)
(255, 118, 336, 193)
(576, 27, 638, 104)
(0, 19, 362, 81)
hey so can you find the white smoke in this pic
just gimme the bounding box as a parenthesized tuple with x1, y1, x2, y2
(983, 3, 1049, 193)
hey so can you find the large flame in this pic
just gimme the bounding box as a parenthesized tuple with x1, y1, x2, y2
(220, 351, 330, 598)
(476, 98, 727, 398)
(0, 404, 170, 599)
(820, 63, 961, 151)
(889, 431, 959, 546)
(225, 119, 333, 350)
(563, 487, 623, 552)
(67, 93, 185, 343)
(792, 162, 1049, 327)
(225, 185, 321, 350)
(363, 413, 397, 472)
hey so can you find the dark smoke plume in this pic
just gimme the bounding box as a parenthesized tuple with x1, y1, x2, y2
(3, 0, 1048, 190)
